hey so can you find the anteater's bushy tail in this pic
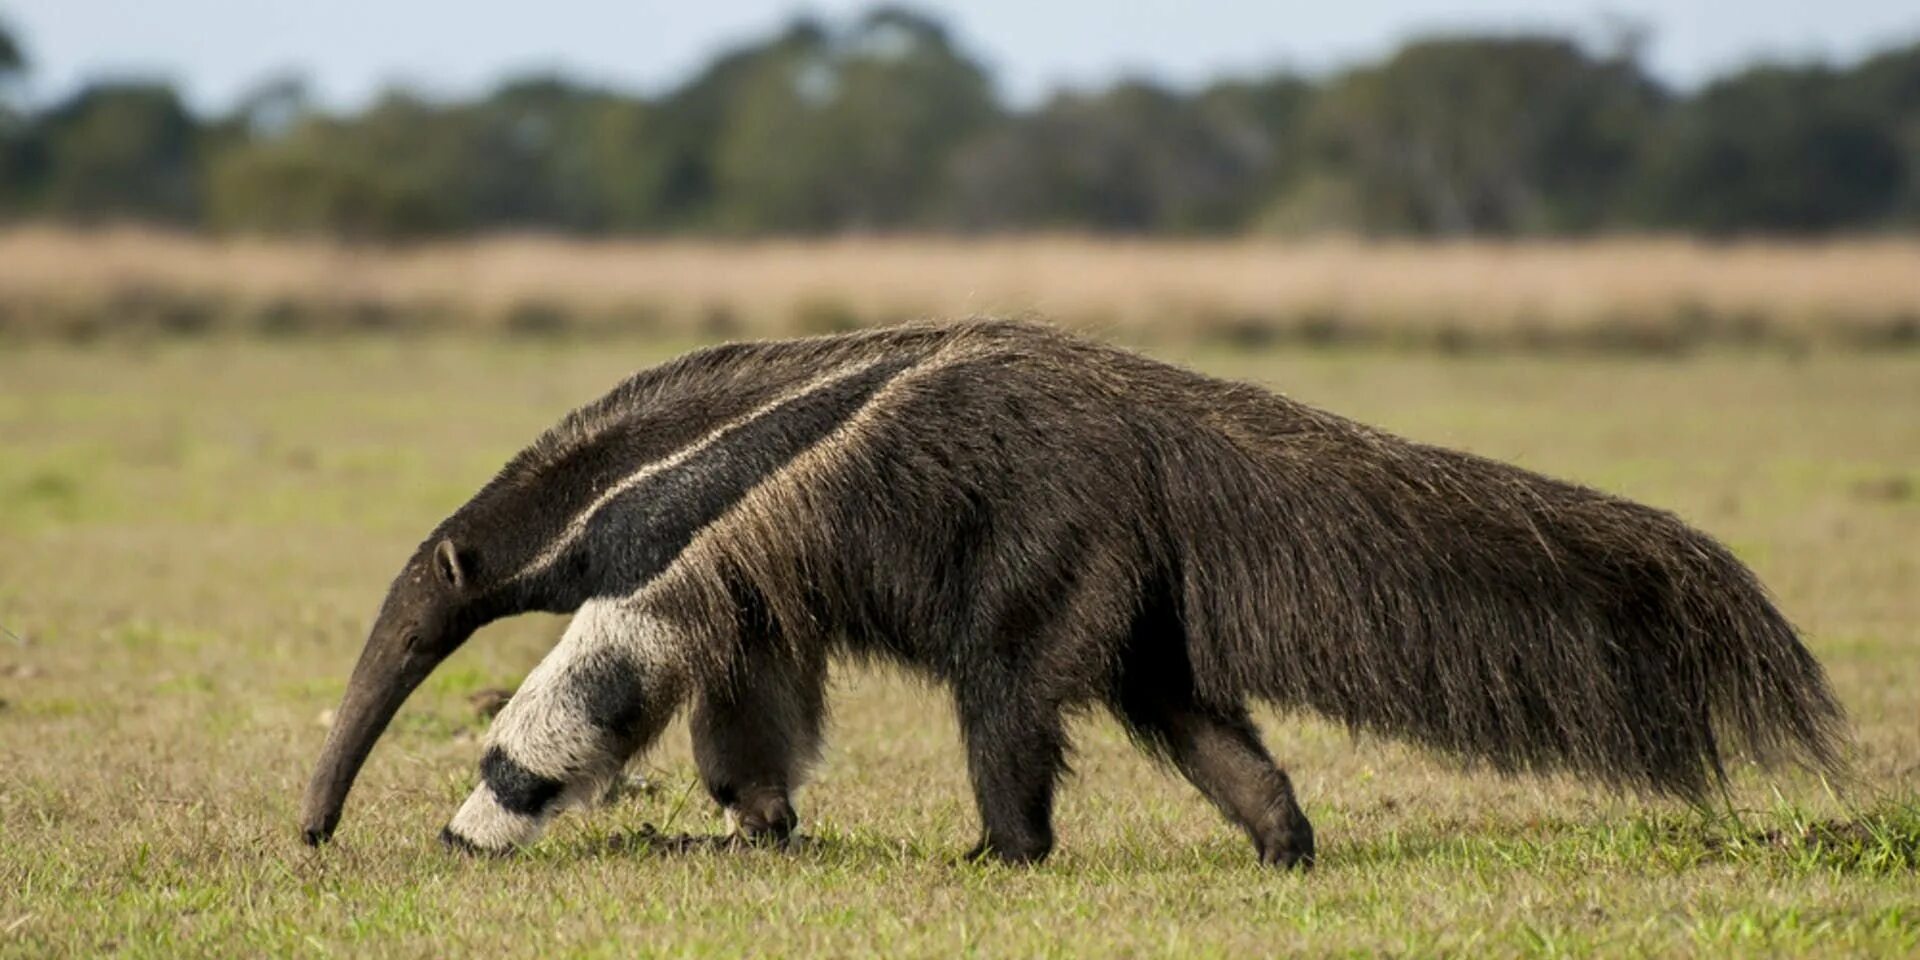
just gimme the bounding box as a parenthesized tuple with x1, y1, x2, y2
(1176, 421, 1849, 800)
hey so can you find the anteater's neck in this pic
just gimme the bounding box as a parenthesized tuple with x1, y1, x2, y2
(445, 339, 934, 626)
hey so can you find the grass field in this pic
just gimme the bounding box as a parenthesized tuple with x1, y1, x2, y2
(2, 336, 1917, 956)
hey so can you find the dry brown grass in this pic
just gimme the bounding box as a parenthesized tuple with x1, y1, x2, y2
(3, 228, 1919, 349)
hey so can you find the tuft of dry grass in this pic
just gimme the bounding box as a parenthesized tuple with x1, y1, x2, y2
(1, 338, 1916, 956)
(3, 228, 1919, 349)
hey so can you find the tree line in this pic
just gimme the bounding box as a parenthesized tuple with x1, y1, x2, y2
(1, 7, 1917, 240)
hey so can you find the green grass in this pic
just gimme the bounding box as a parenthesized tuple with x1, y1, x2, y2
(1, 339, 1916, 957)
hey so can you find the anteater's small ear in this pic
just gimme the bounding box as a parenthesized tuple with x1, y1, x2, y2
(434, 538, 467, 590)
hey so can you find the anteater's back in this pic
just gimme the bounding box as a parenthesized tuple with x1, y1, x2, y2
(633, 320, 1844, 799)
(981, 322, 1844, 797)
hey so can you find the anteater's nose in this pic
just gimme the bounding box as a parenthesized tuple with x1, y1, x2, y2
(302, 826, 331, 847)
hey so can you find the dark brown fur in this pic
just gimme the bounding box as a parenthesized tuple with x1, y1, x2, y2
(304, 320, 1847, 867)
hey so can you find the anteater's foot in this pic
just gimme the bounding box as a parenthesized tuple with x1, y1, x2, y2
(1252, 808, 1315, 870)
(439, 825, 511, 857)
(724, 792, 799, 844)
(964, 832, 1053, 866)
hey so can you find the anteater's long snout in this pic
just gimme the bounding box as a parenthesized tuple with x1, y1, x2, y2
(301, 630, 439, 845)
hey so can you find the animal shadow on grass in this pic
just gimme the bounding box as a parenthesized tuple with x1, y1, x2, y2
(577, 824, 826, 861)
(567, 826, 1021, 870)
(542, 799, 1919, 875)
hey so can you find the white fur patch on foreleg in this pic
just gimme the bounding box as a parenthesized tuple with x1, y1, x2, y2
(446, 785, 542, 851)
(446, 598, 692, 853)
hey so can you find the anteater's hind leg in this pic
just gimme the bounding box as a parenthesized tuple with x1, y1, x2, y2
(441, 600, 688, 853)
(958, 685, 1068, 865)
(691, 645, 827, 844)
(1119, 691, 1315, 869)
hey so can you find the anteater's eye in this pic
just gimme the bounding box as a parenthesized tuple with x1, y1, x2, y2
(404, 633, 422, 652)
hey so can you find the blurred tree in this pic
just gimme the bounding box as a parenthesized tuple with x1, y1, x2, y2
(709, 8, 999, 231)
(230, 74, 313, 139)
(944, 77, 1301, 232)
(192, 75, 311, 184)
(34, 82, 201, 223)
(1628, 65, 1907, 233)
(1298, 36, 1662, 235)
(0, 18, 29, 216)
(456, 76, 625, 231)
(209, 139, 444, 240)
(1840, 42, 1920, 223)
(1196, 74, 1317, 204)
(211, 79, 676, 238)
(0, 20, 23, 81)
(584, 96, 678, 231)
(208, 91, 461, 239)
(615, 27, 811, 231)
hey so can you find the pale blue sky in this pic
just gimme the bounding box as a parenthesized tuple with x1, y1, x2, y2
(4, 1, 1918, 112)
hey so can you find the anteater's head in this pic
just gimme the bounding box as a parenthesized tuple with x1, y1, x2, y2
(301, 536, 484, 846)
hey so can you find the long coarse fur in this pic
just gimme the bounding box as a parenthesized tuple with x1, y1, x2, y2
(581, 321, 1844, 795)
(374, 319, 1845, 861)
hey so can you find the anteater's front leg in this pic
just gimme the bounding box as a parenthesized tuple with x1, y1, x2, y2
(441, 600, 688, 853)
(691, 646, 827, 843)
